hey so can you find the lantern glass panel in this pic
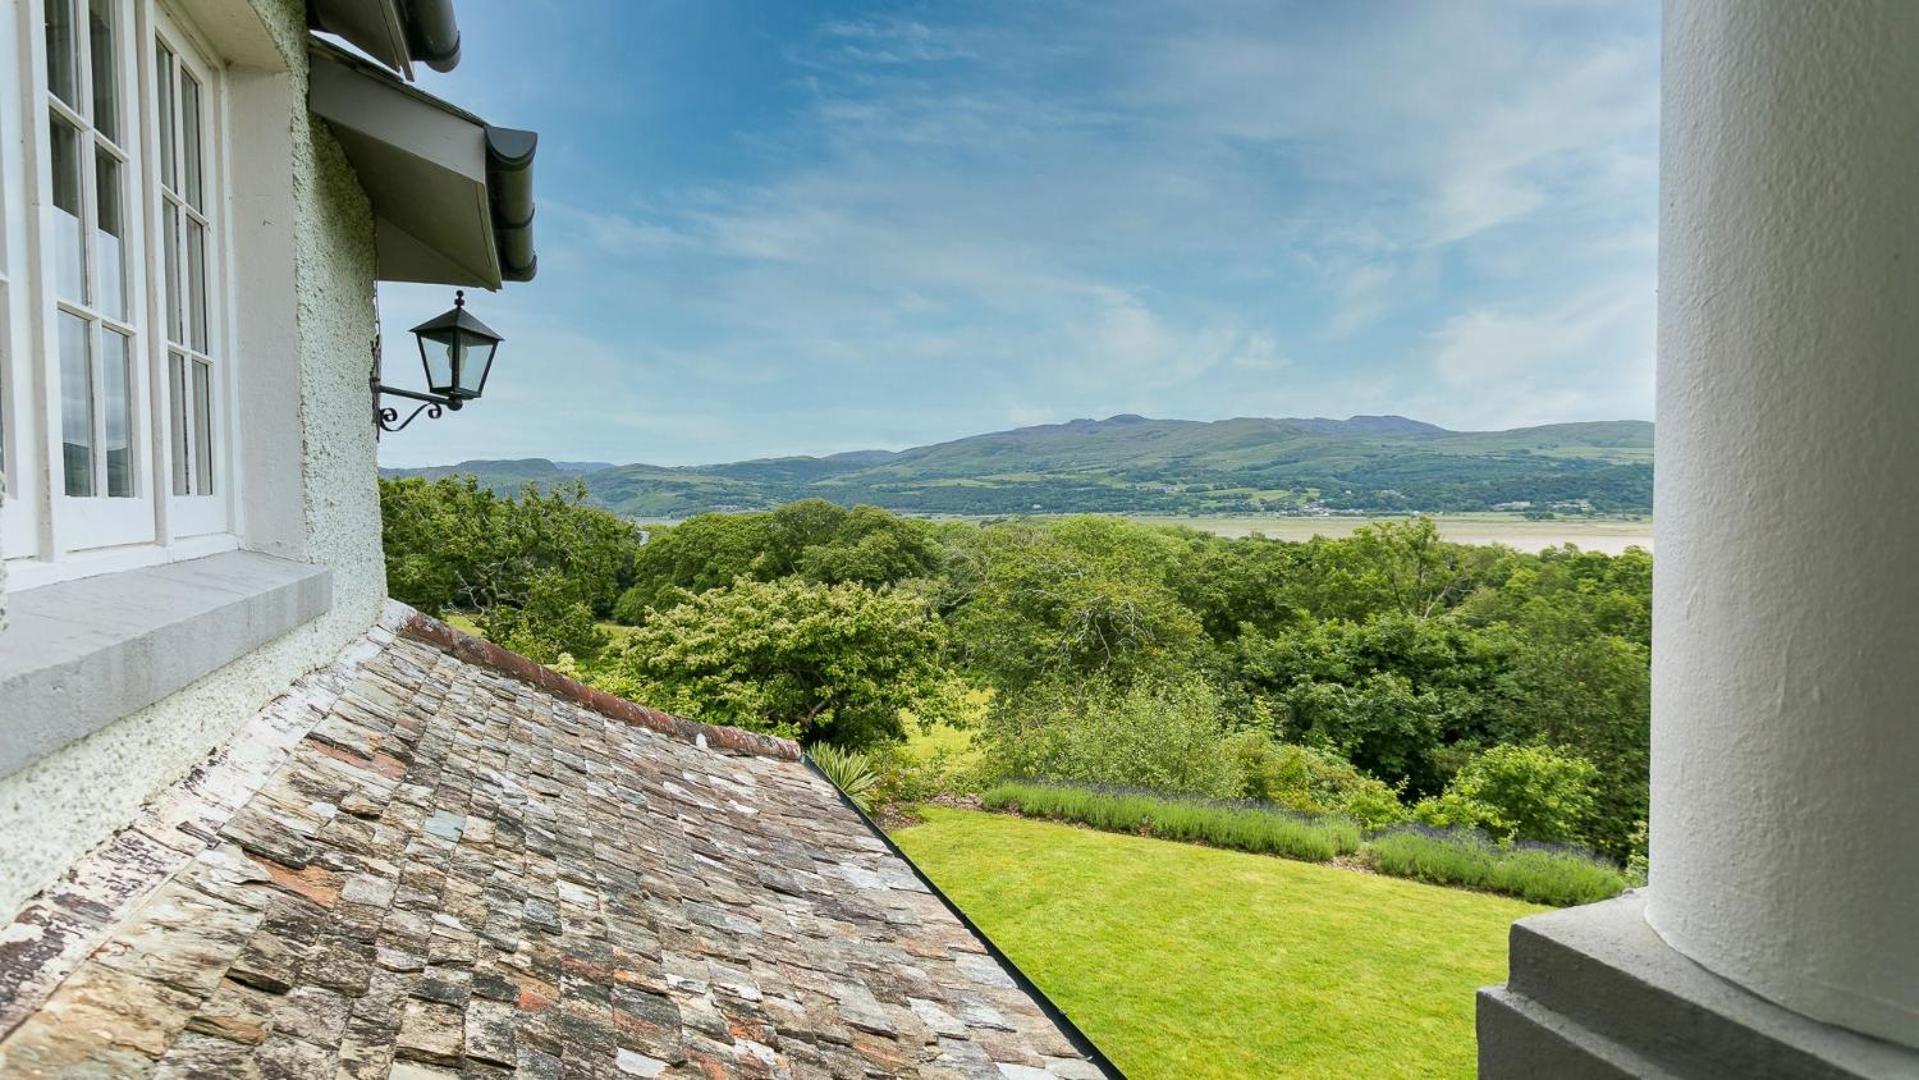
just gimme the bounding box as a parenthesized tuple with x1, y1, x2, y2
(417, 329, 463, 396)
(456, 339, 497, 397)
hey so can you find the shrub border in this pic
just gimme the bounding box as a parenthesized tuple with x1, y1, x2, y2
(981, 780, 1628, 907)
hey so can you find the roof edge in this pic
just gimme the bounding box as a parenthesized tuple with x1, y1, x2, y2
(799, 756, 1123, 1078)
(395, 610, 801, 761)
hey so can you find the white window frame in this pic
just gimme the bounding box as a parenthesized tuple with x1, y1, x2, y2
(0, 0, 32, 551)
(2, 0, 240, 588)
(40, 0, 155, 549)
(150, 1, 231, 540)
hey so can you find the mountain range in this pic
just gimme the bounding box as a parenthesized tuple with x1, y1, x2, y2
(381, 414, 1654, 519)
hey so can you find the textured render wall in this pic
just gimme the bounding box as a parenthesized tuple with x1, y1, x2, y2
(0, 0, 386, 920)
(1653, 0, 1919, 1050)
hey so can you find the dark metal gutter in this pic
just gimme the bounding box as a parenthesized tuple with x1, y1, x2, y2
(402, 0, 460, 72)
(485, 126, 537, 282)
(799, 755, 1125, 1078)
(308, 0, 461, 76)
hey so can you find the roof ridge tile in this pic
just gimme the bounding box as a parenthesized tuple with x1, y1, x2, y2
(394, 610, 800, 763)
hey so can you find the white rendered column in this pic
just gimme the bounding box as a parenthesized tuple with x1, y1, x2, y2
(1654, 0, 1919, 1049)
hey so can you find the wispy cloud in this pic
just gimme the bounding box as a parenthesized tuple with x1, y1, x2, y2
(375, 0, 1657, 467)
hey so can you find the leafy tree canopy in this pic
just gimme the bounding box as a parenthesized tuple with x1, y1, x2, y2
(598, 577, 962, 748)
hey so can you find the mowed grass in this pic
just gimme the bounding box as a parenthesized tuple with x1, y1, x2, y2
(893, 807, 1543, 1079)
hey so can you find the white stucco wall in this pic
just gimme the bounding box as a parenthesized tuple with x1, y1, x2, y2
(0, 0, 387, 920)
(1652, 0, 1919, 1050)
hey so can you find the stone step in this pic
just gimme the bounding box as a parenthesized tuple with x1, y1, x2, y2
(1477, 984, 1675, 1080)
(1485, 892, 1918, 1079)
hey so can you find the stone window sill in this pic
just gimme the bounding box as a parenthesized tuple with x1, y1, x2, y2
(0, 551, 332, 780)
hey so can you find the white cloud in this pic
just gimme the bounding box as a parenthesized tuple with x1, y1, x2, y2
(1423, 278, 1655, 429)
(382, 0, 1658, 467)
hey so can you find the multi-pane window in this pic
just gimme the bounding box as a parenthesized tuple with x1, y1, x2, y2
(1, 0, 234, 572)
(46, 0, 138, 502)
(155, 40, 215, 497)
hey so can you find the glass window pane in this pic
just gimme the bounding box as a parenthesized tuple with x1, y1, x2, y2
(163, 209, 182, 343)
(88, 0, 117, 141)
(192, 359, 213, 494)
(181, 73, 203, 210)
(95, 153, 126, 320)
(168, 351, 188, 495)
(59, 312, 94, 497)
(156, 45, 176, 191)
(186, 218, 207, 351)
(50, 115, 86, 303)
(423, 335, 454, 390)
(102, 328, 132, 497)
(45, 0, 79, 107)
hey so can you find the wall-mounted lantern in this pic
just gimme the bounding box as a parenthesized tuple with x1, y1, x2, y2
(371, 290, 507, 432)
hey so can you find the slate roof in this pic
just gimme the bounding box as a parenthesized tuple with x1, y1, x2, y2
(0, 606, 1105, 1078)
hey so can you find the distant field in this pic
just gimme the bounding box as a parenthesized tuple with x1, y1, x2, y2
(894, 807, 1541, 1078)
(1109, 513, 1652, 554)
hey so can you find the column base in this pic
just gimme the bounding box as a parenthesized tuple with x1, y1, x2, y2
(1478, 891, 1916, 1079)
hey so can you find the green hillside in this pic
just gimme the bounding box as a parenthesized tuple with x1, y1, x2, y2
(381, 414, 1653, 517)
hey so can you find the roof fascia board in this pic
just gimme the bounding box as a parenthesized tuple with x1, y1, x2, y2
(309, 49, 484, 180)
(308, 44, 504, 288)
(308, 0, 414, 79)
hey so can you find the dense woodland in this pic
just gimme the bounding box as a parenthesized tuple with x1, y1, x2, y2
(381, 477, 1652, 863)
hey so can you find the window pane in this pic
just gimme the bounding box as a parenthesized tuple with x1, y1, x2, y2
(95, 153, 126, 320)
(88, 0, 117, 141)
(163, 209, 182, 343)
(186, 217, 207, 351)
(102, 328, 132, 497)
(192, 359, 213, 494)
(45, 0, 79, 106)
(181, 73, 203, 210)
(156, 45, 176, 191)
(50, 115, 86, 303)
(168, 351, 188, 495)
(59, 312, 94, 497)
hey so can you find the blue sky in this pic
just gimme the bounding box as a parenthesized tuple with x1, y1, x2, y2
(374, 0, 1658, 467)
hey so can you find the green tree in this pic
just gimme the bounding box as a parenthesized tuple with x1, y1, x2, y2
(478, 570, 608, 664)
(611, 501, 944, 623)
(1414, 743, 1600, 846)
(794, 504, 944, 588)
(1304, 518, 1499, 621)
(601, 577, 962, 748)
(613, 513, 779, 619)
(379, 476, 641, 618)
(945, 517, 1205, 691)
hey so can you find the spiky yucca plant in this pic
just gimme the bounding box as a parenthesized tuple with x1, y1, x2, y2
(809, 743, 878, 814)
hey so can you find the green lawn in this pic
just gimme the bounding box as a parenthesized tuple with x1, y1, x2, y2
(893, 807, 1543, 1079)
